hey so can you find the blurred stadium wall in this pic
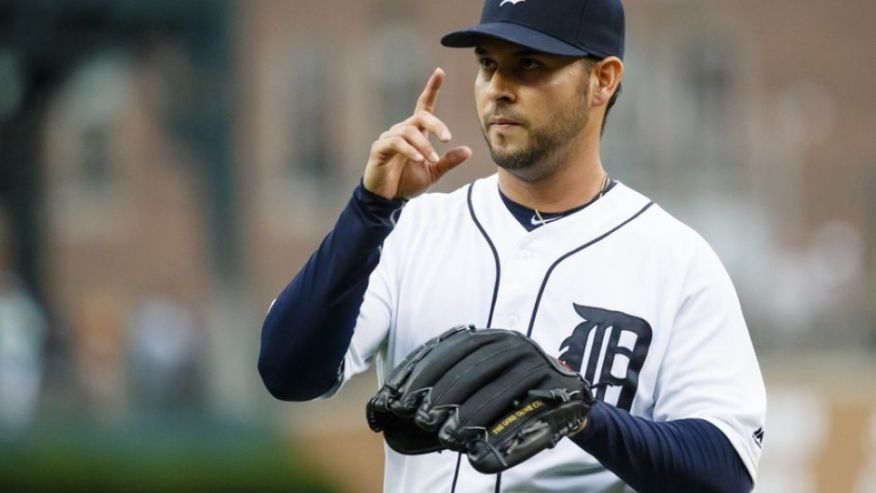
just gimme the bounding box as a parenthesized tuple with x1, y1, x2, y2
(0, 0, 874, 491)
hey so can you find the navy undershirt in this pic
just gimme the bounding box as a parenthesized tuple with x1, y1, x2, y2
(499, 179, 618, 231)
(259, 183, 753, 493)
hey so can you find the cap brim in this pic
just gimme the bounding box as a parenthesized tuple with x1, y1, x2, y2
(440, 22, 592, 57)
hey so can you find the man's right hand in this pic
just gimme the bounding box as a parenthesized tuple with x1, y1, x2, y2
(363, 68, 472, 200)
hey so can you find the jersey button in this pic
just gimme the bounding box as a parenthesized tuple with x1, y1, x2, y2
(507, 315, 519, 327)
(519, 249, 534, 260)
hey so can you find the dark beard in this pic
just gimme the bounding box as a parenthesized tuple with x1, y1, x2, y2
(487, 130, 567, 182)
(483, 93, 590, 182)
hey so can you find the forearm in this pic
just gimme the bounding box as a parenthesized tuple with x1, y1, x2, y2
(572, 401, 752, 493)
(258, 183, 404, 401)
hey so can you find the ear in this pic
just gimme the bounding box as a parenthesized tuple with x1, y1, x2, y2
(590, 57, 623, 107)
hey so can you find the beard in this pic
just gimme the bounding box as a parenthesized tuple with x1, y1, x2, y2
(482, 90, 590, 182)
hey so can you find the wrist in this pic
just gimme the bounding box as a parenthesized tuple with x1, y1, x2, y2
(569, 400, 605, 446)
(354, 180, 408, 227)
(359, 180, 403, 204)
(568, 418, 589, 437)
(362, 173, 397, 200)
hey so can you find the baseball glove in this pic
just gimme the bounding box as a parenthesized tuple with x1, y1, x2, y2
(366, 325, 593, 473)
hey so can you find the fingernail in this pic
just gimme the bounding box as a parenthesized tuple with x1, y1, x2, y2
(414, 154, 424, 162)
(430, 152, 440, 162)
(441, 131, 452, 141)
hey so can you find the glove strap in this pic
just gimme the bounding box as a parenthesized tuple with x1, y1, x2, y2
(448, 452, 503, 493)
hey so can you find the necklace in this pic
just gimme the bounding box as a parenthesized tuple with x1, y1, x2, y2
(532, 170, 609, 226)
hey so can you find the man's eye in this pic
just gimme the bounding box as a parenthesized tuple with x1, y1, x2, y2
(478, 57, 496, 70)
(520, 58, 541, 71)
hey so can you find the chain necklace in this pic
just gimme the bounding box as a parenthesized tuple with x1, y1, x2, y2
(532, 170, 609, 226)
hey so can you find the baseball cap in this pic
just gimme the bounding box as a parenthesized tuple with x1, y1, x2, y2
(440, 0, 625, 59)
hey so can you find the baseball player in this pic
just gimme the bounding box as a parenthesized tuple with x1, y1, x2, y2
(259, 0, 766, 492)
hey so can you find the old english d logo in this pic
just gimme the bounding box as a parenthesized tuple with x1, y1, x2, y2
(559, 304, 652, 411)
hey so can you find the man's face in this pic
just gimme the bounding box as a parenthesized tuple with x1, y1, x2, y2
(474, 38, 593, 182)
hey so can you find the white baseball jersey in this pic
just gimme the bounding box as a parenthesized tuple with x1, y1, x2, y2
(335, 174, 766, 493)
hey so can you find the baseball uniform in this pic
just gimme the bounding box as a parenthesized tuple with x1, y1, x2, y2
(312, 176, 764, 492)
(259, 0, 766, 491)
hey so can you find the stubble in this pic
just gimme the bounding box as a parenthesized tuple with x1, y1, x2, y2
(483, 83, 591, 183)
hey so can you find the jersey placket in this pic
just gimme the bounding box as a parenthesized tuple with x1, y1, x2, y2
(491, 236, 551, 332)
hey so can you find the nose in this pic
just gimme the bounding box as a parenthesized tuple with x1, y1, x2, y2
(485, 69, 516, 104)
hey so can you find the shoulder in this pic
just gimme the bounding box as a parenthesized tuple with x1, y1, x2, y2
(377, 177, 489, 255)
(403, 180, 474, 216)
(393, 175, 495, 228)
(614, 182, 713, 253)
(611, 183, 729, 285)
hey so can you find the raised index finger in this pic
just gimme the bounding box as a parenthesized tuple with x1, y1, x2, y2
(415, 67, 445, 114)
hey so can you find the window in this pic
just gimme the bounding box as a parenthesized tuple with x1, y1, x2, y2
(288, 44, 332, 183)
(370, 22, 427, 129)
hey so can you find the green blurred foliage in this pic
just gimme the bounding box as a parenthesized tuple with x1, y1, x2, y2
(0, 419, 338, 493)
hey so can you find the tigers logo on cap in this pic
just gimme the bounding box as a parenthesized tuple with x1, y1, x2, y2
(441, 0, 626, 60)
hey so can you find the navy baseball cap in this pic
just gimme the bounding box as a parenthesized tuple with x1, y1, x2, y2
(441, 0, 625, 59)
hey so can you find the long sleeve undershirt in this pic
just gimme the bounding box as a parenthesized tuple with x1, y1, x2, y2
(258, 184, 405, 401)
(258, 184, 753, 492)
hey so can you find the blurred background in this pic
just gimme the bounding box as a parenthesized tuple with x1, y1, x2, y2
(0, 0, 874, 491)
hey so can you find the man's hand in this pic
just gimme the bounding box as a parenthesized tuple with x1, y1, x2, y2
(363, 68, 472, 199)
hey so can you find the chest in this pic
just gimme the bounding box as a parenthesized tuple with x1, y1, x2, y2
(388, 222, 681, 416)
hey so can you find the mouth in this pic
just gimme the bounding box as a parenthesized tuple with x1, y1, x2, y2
(488, 117, 522, 130)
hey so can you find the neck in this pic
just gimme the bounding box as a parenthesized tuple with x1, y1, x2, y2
(497, 130, 605, 213)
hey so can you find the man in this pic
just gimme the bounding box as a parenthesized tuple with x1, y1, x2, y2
(259, 0, 766, 491)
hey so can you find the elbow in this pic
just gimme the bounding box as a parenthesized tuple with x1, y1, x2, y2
(258, 355, 289, 400)
(257, 354, 330, 402)
(258, 355, 302, 401)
